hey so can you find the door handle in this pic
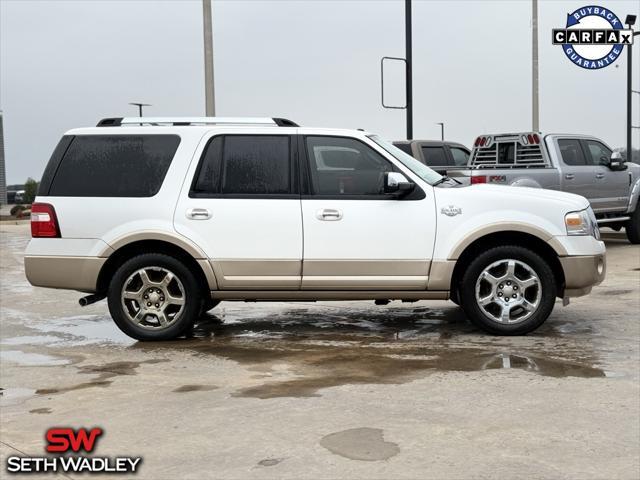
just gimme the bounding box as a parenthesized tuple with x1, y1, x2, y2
(316, 208, 343, 221)
(564, 174, 575, 180)
(186, 208, 212, 220)
(595, 173, 605, 179)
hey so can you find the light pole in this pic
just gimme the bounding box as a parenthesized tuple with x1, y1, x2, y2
(129, 102, 151, 117)
(405, 0, 413, 140)
(532, 0, 539, 131)
(625, 14, 639, 162)
(436, 122, 444, 141)
(380, 0, 413, 140)
(203, 0, 215, 116)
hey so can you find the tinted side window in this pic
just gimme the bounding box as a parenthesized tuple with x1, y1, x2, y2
(39, 135, 74, 195)
(306, 137, 396, 196)
(394, 143, 413, 156)
(191, 135, 291, 196)
(583, 140, 611, 166)
(421, 147, 449, 167)
(558, 139, 586, 166)
(193, 136, 223, 194)
(450, 147, 469, 166)
(48, 135, 180, 197)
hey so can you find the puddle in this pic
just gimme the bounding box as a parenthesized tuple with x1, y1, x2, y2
(1, 336, 61, 346)
(598, 289, 633, 296)
(0, 387, 36, 406)
(0, 350, 70, 366)
(36, 359, 169, 396)
(29, 407, 52, 414)
(27, 316, 135, 346)
(256, 458, 284, 467)
(320, 428, 399, 461)
(135, 308, 606, 399)
(172, 384, 218, 393)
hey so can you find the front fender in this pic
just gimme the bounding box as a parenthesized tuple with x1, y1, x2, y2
(433, 212, 568, 261)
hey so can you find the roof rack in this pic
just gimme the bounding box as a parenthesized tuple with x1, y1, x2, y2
(96, 117, 299, 127)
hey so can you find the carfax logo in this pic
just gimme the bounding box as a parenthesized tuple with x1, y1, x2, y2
(5, 427, 142, 475)
(552, 5, 634, 69)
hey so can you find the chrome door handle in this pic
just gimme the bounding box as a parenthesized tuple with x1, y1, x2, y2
(595, 173, 605, 179)
(186, 208, 211, 220)
(565, 174, 575, 180)
(316, 208, 343, 221)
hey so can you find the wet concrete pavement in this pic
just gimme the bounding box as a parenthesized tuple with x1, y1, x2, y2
(1, 224, 639, 479)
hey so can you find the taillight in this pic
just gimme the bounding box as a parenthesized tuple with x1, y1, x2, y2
(31, 203, 61, 238)
(522, 133, 540, 145)
(474, 136, 492, 147)
(471, 175, 487, 184)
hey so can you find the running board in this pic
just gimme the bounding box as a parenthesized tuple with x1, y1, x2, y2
(210, 290, 449, 301)
(597, 216, 630, 224)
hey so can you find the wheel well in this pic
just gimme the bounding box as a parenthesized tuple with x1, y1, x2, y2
(450, 231, 565, 298)
(96, 240, 210, 295)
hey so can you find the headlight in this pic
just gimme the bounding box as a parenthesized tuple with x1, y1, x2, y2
(565, 208, 599, 239)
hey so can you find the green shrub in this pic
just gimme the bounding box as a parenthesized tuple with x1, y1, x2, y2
(10, 205, 25, 217)
(24, 178, 39, 204)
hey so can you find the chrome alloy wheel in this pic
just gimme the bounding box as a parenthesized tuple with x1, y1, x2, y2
(121, 267, 185, 330)
(474, 259, 541, 324)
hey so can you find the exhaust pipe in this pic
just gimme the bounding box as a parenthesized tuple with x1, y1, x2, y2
(79, 294, 106, 307)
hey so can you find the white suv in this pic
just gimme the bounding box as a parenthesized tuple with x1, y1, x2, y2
(25, 117, 606, 340)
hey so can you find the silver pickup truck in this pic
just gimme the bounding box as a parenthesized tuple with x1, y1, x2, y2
(444, 132, 640, 244)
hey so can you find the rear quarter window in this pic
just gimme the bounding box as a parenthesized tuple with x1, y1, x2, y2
(421, 146, 449, 167)
(47, 135, 180, 197)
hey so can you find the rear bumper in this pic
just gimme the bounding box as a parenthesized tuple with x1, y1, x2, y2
(559, 253, 606, 298)
(24, 256, 106, 293)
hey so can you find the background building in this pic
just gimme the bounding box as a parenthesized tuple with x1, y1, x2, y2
(0, 112, 7, 205)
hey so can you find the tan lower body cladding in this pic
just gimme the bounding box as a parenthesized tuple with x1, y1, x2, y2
(210, 259, 432, 290)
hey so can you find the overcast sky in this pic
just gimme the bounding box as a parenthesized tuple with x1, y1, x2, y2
(1, 0, 639, 184)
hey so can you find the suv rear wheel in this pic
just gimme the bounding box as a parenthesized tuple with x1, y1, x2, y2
(107, 253, 203, 341)
(459, 246, 556, 335)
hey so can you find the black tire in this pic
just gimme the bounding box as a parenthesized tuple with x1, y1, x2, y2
(459, 245, 557, 335)
(625, 206, 640, 244)
(107, 253, 203, 341)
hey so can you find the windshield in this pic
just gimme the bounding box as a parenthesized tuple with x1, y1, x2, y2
(368, 135, 443, 185)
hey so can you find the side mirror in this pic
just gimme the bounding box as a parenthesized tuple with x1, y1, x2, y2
(384, 172, 415, 195)
(608, 151, 627, 171)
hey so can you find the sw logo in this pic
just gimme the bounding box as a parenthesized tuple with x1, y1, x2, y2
(552, 5, 634, 69)
(46, 427, 103, 453)
(5, 427, 142, 475)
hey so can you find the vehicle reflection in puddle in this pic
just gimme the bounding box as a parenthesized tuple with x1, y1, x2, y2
(7, 304, 609, 399)
(134, 305, 607, 398)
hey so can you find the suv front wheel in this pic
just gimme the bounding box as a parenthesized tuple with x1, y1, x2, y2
(459, 246, 556, 335)
(107, 253, 203, 341)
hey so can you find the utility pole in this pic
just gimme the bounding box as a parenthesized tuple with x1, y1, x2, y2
(129, 102, 151, 117)
(405, 0, 413, 140)
(203, 0, 216, 116)
(436, 122, 444, 141)
(625, 15, 638, 162)
(532, 0, 539, 131)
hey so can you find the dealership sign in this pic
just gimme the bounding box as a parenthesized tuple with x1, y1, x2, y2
(5, 427, 142, 474)
(553, 5, 634, 69)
